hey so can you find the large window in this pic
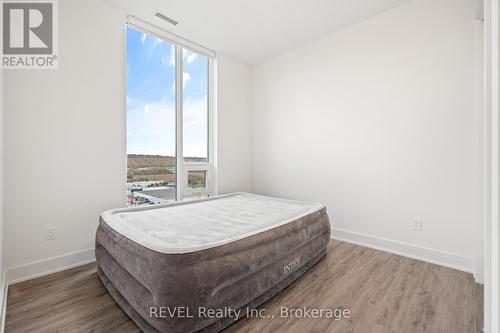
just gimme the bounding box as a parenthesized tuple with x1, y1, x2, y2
(126, 22, 214, 206)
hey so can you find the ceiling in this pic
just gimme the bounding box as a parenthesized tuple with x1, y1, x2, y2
(104, 0, 411, 64)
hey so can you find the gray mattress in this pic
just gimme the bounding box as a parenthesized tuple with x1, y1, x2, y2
(95, 193, 331, 333)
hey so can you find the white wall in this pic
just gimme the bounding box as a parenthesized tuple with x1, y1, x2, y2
(483, 0, 493, 328)
(1, 0, 482, 283)
(252, 0, 482, 271)
(475, 2, 485, 284)
(3, 0, 252, 277)
(483, 0, 500, 330)
(217, 55, 253, 194)
(4, 0, 126, 274)
(0, 60, 5, 319)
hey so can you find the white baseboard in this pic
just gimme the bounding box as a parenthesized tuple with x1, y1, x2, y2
(332, 228, 474, 274)
(5, 249, 96, 285)
(474, 261, 484, 284)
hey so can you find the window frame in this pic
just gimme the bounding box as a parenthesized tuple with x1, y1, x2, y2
(125, 16, 217, 203)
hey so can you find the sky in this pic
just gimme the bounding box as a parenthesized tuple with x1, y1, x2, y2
(126, 26, 208, 158)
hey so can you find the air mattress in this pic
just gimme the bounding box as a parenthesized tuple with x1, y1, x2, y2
(95, 193, 331, 332)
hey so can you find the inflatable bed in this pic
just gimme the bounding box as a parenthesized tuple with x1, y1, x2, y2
(95, 192, 331, 333)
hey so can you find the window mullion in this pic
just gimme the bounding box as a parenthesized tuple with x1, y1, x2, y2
(175, 46, 184, 201)
(208, 58, 215, 194)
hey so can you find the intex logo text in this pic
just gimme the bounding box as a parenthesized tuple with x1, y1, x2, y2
(283, 257, 301, 275)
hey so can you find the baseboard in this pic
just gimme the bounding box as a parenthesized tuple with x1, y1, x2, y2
(5, 249, 96, 285)
(332, 228, 474, 273)
(474, 262, 484, 284)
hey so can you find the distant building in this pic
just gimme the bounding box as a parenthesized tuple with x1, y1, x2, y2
(133, 187, 176, 204)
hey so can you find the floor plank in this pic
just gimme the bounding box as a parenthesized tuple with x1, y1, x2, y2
(5, 241, 483, 333)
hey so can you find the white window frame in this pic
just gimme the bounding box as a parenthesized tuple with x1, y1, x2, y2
(126, 16, 217, 202)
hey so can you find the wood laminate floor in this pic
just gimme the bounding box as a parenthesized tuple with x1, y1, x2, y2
(5, 241, 483, 333)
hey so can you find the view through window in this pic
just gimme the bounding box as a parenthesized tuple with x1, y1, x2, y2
(183, 48, 209, 163)
(126, 25, 213, 206)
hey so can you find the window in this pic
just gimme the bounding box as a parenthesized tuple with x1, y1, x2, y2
(188, 170, 207, 189)
(126, 21, 215, 206)
(183, 48, 208, 163)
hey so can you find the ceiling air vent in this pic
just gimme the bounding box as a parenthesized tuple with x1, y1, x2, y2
(154, 12, 178, 26)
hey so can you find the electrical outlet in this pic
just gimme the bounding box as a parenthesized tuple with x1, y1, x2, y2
(45, 227, 56, 241)
(413, 219, 424, 232)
